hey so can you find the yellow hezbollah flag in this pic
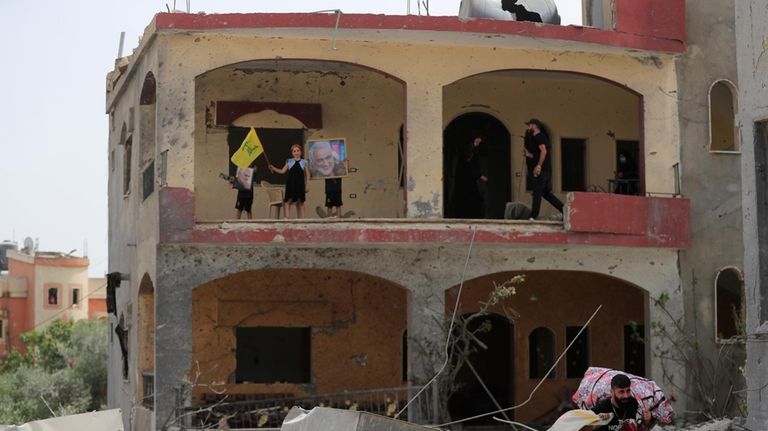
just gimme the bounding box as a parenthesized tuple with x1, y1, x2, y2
(230, 127, 264, 168)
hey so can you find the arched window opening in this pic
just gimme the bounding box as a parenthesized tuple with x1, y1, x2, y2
(709, 80, 739, 152)
(529, 326, 555, 379)
(715, 267, 744, 341)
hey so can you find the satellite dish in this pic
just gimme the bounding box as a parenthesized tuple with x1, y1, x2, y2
(23, 237, 34, 252)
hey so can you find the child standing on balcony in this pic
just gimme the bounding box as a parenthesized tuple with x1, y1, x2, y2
(269, 143, 309, 219)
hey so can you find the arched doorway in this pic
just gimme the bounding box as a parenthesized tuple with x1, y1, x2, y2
(444, 113, 511, 219)
(447, 313, 514, 424)
(445, 270, 648, 425)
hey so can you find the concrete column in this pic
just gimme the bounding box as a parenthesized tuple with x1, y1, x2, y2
(643, 271, 689, 412)
(405, 281, 446, 423)
(156, 43, 196, 191)
(405, 79, 444, 218)
(154, 260, 195, 430)
(736, 1, 768, 427)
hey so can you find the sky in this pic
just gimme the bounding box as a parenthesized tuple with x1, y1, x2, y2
(0, 1, 581, 276)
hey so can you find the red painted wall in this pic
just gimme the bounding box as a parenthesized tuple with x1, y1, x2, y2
(565, 192, 690, 248)
(0, 297, 29, 358)
(614, 0, 685, 42)
(153, 12, 685, 53)
(159, 187, 690, 248)
(7, 258, 35, 333)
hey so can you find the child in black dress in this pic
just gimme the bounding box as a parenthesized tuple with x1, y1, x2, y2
(268, 144, 309, 219)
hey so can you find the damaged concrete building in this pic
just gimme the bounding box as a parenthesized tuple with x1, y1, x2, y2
(105, 0, 749, 429)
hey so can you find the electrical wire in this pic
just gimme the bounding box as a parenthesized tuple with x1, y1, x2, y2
(434, 304, 603, 428)
(27, 282, 107, 332)
(395, 226, 478, 420)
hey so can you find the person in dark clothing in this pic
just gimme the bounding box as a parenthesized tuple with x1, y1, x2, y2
(269, 144, 309, 219)
(591, 374, 653, 431)
(524, 118, 563, 220)
(500, 0, 543, 22)
(232, 165, 257, 219)
(452, 136, 488, 218)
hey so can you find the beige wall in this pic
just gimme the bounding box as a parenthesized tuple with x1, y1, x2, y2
(194, 69, 640, 220)
(33, 263, 89, 326)
(148, 33, 678, 218)
(194, 68, 405, 220)
(444, 73, 640, 215)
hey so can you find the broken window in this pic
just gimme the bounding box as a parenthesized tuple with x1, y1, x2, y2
(561, 138, 586, 192)
(624, 324, 645, 377)
(529, 327, 555, 379)
(715, 267, 744, 341)
(235, 327, 311, 384)
(565, 326, 589, 378)
(709, 80, 739, 152)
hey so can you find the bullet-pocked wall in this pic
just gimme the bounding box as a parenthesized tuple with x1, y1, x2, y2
(446, 271, 645, 424)
(194, 63, 405, 220)
(443, 71, 641, 217)
(148, 32, 678, 219)
(190, 269, 408, 400)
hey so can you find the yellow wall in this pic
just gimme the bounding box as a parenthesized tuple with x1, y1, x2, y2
(195, 68, 405, 220)
(444, 73, 640, 214)
(149, 33, 678, 218)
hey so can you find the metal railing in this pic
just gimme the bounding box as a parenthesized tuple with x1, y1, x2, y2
(142, 372, 155, 410)
(607, 178, 641, 195)
(176, 386, 435, 430)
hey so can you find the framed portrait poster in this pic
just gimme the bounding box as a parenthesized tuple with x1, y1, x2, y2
(307, 138, 348, 179)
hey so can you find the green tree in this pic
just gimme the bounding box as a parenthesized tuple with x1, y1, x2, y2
(0, 319, 107, 424)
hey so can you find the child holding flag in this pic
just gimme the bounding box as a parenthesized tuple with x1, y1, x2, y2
(229, 127, 266, 218)
(269, 144, 310, 219)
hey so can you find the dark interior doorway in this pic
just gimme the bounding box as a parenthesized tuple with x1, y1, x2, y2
(444, 113, 511, 219)
(615, 140, 641, 195)
(755, 120, 768, 322)
(448, 314, 513, 425)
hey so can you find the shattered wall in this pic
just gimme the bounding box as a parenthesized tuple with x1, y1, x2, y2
(150, 32, 679, 218)
(154, 242, 681, 428)
(191, 269, 408, 399)
(104, 16, 691, 431)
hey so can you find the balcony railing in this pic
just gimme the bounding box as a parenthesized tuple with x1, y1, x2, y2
(176, 386, 436, 430)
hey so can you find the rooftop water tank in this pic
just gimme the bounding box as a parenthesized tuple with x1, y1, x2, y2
(459, 0, 561, 25)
